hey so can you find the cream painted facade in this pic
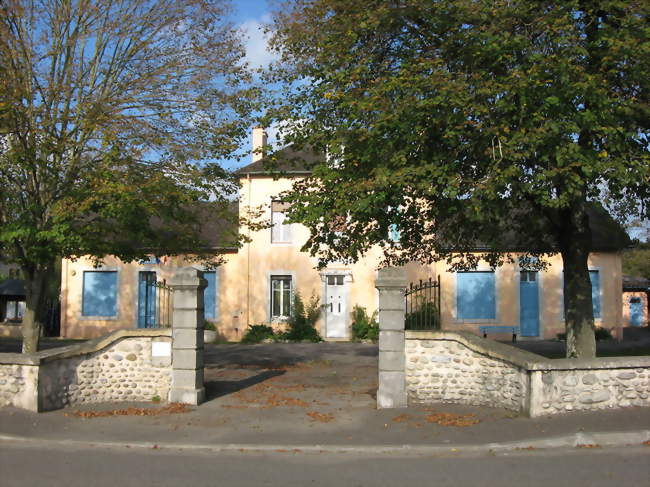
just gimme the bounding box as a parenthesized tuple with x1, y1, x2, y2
(59, 170, 624, 342)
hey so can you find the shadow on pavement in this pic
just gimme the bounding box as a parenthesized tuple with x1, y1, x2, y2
(203, 342, 378, 368)
(204, 369, 286, 401)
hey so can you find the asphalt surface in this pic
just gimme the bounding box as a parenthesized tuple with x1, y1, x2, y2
(1, 341, 649, 455)
(1, 442, 649, 487)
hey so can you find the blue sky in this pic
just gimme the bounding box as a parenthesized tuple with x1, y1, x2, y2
(222, 0, 278, 169)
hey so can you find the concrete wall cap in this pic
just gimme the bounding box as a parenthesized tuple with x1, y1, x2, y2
(405, 330, 650, 371)
(375, 280, 407, 290)
(170, 267, 208, 289)
(0, 328, 171, 365)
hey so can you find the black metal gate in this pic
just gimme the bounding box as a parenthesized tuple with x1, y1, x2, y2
(405, 276, 441, 330)
(153, 279, 173, 328)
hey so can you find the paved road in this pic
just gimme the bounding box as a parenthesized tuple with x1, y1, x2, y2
(1, 441, 648, 487)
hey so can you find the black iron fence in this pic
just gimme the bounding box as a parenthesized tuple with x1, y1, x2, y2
(405, 276, 441, 330)
(153, 279, 173, 328)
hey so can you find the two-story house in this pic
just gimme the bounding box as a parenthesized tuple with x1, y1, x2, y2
(59, 128, 628, 342)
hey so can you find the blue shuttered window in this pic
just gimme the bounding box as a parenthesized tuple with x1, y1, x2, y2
(203, 271, 217, 320)
(82, 271, 118, 317)
(590, 270, 601, 318)
(457, 272, 496, 320)
(560, 269, 602, 320)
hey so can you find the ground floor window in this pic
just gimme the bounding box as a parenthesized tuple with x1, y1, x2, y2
(271, 275, 292, 319)
(456, 271, 496, 320)
(82, 271, 118, 317)
(203, 271, 217, 320)
(560, 269, 602, 320)
(589, 270, 601, 319)
(5, 300, 25, 320)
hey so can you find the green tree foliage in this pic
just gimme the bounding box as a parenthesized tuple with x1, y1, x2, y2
(623, 242, 650, 279)
(268, 0, 649, 358)
(0, 0, 256, 352)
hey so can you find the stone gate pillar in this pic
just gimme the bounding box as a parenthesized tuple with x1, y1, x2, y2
(376, 266, 408, 408)
(169, 267, 207, 405)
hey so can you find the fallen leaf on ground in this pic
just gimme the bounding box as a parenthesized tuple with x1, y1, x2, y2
(72, 403, 192, 418)
(576, 444, 601, 448)
(392, 414, 411, 423)
(424, 412, 480, 427)
(306, 411, 335, 423)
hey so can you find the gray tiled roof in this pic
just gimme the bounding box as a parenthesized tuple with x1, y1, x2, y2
(0, 279, 25, 297)
(236, 144, 323, 175)
(623, 275, 650, 291)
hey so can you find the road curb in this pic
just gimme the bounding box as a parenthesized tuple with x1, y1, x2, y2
(1, 430, 648, 455)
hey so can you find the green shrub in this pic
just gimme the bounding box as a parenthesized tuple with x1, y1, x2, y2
(351, 305, 379, 341)
(405, 300, 440, 330)
(204, 321, 216, 331)
(280, 293, 322, 342)
(595, 327, 613, 341)
(241, 324, 276, 344)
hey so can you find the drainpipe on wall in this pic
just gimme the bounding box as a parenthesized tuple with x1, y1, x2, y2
(246, 127, 267, 328)
(60, 259, 68, 337)
(246, 173, 251, 328)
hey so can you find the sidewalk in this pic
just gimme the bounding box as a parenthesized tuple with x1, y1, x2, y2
(1, 342, 649, 454)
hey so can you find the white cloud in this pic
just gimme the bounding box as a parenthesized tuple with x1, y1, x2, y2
(240, 15, 279, 71)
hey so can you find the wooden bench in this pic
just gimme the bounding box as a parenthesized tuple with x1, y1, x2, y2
(479, 325, 520, 343)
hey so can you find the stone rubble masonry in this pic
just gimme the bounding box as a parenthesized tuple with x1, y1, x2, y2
(406, 330, 650, 417)
(169, 267, 207, 406)
(0, 329, 172, 412)
(376, 267, 408, 409)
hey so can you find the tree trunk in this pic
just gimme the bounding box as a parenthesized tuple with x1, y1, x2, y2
(559, 204, 596, 359)
(21, 269, 49, 354)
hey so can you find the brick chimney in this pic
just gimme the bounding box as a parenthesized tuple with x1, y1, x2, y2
(252, 127, 267, 162)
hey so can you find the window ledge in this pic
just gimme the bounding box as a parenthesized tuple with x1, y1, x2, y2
(454, 319, 499, 324)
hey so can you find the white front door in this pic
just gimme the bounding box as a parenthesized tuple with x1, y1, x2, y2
(325, 275, 347, 338)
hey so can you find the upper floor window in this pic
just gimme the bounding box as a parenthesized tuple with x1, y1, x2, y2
(388, 224, 401, 243)
(271, 201, 292, 243)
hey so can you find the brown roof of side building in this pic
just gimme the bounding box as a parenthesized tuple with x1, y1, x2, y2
(623, 275, 650, 291)
(236, 144, 322, 176)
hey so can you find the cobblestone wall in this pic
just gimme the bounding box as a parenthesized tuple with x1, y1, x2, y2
(0, 364, 38, 410)
(530, 367, 650, 416)
(405, 331, 650, 417)
(406, 337, 527, 412)
(39, 336, 172, 410)
(0, 329, 172, 412)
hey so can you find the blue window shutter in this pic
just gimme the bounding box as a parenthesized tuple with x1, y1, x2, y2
(203, 271, 216, 320)
(457, 272, 496, 320)
(589, 270, 601, 318)
(82, 271, 118, 317)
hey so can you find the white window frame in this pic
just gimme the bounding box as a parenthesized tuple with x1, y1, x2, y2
(269, 273, 294, 321)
